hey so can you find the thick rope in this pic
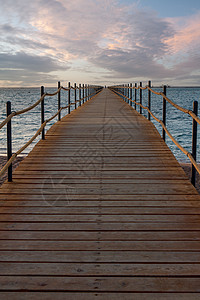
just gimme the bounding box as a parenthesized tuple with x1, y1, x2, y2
(61, 86, 70, 91)
(15, 94, 46, 116)
(46, 87, 62, 97)
(0, 112, 16, 130)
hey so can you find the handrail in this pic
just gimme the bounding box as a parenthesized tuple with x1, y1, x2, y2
(0, 94, 47, 129)
(109, 84, 199, 186)
(0, 82, 103, 181)
(0, 106, 66, 178)
(111, 85, 200, 125)
(45, 87, 62, 97)
(0, 112, 16, 130)
(61, 86, 70, 91)
(0, 85, 100, 130)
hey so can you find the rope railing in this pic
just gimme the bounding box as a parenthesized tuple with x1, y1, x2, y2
(45, 87, 62, 97)
(61, 86, 70, 91)
(0, 112, 16, 131)
(112, 84, 200, 125)
(109, 82, 199, 187)
(0, 85, 100, 130)
(0, 106, 65, 179)
(0, 94, 47, 129)
(0, 81, 103, 181)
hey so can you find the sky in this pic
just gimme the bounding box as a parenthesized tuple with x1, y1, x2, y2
(0, 0, 200, 87)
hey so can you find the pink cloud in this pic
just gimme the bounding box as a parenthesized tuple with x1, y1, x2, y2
(164, 12, 200, 54)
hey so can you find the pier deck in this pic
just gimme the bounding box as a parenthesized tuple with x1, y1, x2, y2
(0, 88, 200, 299)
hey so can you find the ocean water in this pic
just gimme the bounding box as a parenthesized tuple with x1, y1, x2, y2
(0, 87, 79, 155)
(0, 87, 200, 163)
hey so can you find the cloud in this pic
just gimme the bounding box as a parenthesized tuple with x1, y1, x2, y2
(165, 12, 200, 54)
(0, 52, 68, 72)
(89, 48, 173, 79)
(0, 69, 59, 85)
(0, 0, 199, 86)
(0, 52, 70, 86)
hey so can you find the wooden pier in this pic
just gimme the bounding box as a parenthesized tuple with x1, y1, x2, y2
(0, 88, 200, 299)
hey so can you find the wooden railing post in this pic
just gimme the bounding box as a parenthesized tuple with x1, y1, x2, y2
(41, 86, 45, 140)
(162, 85, 167, 141)
(124, 85, 126, 102)
(135, 83, 137, 110)
(6, 101, 12, 182)
(87, 84, 89, 101)
(148, 80, 151, 121)
(83, 84, 85, 104)
(85, 84, 87, 102)
(127, 84, 129, 104)
(79, 84, 82, 106)
(124, 84, 126, 102)
(58, 81, 61, 121)
(191, 101, 198, 186)
(74, 83, 77, 110)
(123, 84, 125, 102)
(140, 82, 142, 114)
(86, 84, 89, 101)
(130, 83, 133, 107)
(68, 82, 71, 114)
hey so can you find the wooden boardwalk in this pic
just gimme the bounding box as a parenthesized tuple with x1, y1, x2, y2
(0, 88, 200, 299)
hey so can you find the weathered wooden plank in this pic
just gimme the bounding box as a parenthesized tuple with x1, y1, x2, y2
(1, 200, 200, 207)
(1, 250, 200, 262)
(1, 214, 200, 222)
(2, 222, 200, 231)
(0, 194, 199, 201)
(2, 180, 193, 189)
(0, 276, 200, 292)
(1, 230, 200, 241)
(0, 292, 198, 300)
(3, 220, 200, 232)
(13, 167, 187, 174)
(1, 240, 200, 250)
(13, 165, 184, 172)
(21, 157, 179, 164)
(1, 262, 200, 276)
(0, 186, 197, 195)
(1, 207, 200, 214)
(9, 178, 189, 184)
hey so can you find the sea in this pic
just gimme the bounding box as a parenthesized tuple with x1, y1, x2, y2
(0, 86, 200, 163)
